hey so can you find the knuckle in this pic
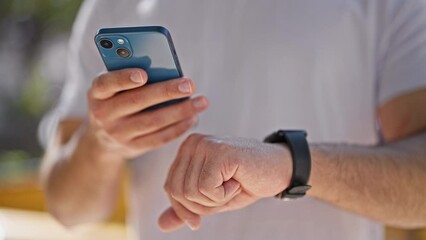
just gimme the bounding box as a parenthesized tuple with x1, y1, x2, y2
(198, 184, 209, 197)
(93, 75, 109, 93)
(126, 92, 142, 107)
(115, 76, 128, 89)
(190, 133, 203, 139)
(217, 142, 228, 152)
(186, 133, 202, 143)
(197, 136, 212, 150)
(171, 189, 183, 201)
(180, 133, 202, 150)
(91, 104, 107, 122)
(199, 136, 210, 145)
(104, 125, 122, 141)
(164, 83, 177, 99)
(202, 161, 215, 175)
(198, 171, 214, 193)
(102, 124, 115, 135)
(183, 188, 197, 202)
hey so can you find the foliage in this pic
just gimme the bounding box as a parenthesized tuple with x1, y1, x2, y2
(0, 0, 83, 165)
(18, 64, 51, 118)
(0, 0, 83, 34)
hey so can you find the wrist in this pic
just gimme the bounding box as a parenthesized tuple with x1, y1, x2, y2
(269, 142, 293, 194)
(306, 143, 327, 198)
(78, 126, 127, 165)
(264, 130, 311, 200)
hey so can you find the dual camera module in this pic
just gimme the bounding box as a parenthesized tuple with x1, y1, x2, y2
(99, 39, 131, 58)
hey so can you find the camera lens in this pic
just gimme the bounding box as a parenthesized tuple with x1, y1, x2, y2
(100, 39, 113, 49)
(116, 47, 131, 58)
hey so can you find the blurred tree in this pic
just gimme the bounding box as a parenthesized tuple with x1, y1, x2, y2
(0, 0, 82, 34)
(0, 0, 82, 172)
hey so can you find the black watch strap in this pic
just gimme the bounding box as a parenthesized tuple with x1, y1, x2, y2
(264, 130, 311, 200)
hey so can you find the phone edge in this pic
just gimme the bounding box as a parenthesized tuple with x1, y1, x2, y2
(94, 26, 184, 77)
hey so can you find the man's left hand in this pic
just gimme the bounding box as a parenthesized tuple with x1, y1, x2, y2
(158, 134, 292, 232)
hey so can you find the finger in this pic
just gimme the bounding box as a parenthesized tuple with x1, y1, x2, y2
(108, 96, 208, 141)
(170, 151, 224, 214)
(164, 134, 224, 215)
(168, 195, 201, 231)
(164, 134, 205, 194)
(103, 78, 196, 119)
(182, 145, 219, 207)
(89, 68, 147, 100)
(158, 207, 185, 232)
(198, 158, 241, 203)
(220, 190, 255, 213)
(222, 179, 242, 200)
(165, 135, 203, 207)
(170, 192, 223, 216)
(162, 134, 205, 218)
(128, 117, 197, 152)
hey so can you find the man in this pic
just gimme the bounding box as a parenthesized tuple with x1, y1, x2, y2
(39, 0, 426, 239)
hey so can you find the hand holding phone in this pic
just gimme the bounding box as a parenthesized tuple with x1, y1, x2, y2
(86, 68, 207, 159)
(86, 26, 208, 159)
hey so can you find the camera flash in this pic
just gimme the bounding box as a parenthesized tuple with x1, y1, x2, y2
(117, 39, 124, 44)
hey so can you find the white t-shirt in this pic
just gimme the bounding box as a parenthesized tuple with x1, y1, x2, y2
(40, 0, 426, 239)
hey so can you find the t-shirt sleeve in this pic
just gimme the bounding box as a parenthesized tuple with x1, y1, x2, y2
(378, 0, 426, 105)
(38, 0, 107, 147)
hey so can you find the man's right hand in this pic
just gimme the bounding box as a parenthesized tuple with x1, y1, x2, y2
(86, 68, 208, 159)
(42, 67, 208, 226)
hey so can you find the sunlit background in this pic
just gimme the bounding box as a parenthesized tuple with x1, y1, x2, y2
(0, 1, 424, 239)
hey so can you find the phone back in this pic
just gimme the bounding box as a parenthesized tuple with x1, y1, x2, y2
(94, 26, 183, 85)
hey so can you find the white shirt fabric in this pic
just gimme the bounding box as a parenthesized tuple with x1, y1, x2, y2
(40, 0, 426, 239)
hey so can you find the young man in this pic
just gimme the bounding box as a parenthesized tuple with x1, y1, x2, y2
(40, 0, 426, 239)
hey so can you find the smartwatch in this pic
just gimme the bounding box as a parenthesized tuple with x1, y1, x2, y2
(264, 130, 311, 200)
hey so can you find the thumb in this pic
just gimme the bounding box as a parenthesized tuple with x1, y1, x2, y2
(158, 207, 185, 232)
(223, 178, 242, 200)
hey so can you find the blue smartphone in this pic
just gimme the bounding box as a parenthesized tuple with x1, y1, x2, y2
(94, 26, 186, 110)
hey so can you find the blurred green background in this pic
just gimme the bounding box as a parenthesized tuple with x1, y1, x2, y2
(0, 0, 82, 186)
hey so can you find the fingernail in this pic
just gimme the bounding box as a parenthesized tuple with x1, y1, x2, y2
(178, 80, 192, 93)
(185, 220, 198, 231)
(130, 71, 144, 83)
(193, 97, 207, 110)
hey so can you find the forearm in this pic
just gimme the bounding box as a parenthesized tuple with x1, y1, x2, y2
(309, 132, 426, 228)
(43, 127, 125, 226)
